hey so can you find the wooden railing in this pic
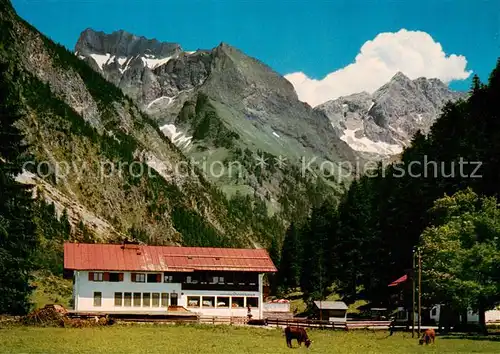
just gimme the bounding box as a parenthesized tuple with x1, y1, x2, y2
(266, 318, 393, 331)
(198, 316, 248, 325)
(266, 318, 347, 330)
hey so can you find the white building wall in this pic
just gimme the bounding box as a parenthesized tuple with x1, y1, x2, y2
(430, 305, 500, 324)
(263, 302, 291, 312)
(74, 271, 181, 313)
(73, 271, 265, 318)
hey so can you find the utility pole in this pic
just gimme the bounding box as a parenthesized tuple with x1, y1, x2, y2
(319, 260, 323, 322)
(412, 247, 416, 338)
(418, 248, 422, 335)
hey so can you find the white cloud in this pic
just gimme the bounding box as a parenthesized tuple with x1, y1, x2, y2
(285, 29, 472, 107)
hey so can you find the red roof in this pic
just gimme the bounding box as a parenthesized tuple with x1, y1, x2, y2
(388, 274, 408, 287)
(64, 243, 277, 273)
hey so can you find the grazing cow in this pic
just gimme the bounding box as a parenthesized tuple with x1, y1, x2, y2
(419, 329, 436, 345)
(284, 326, 312, 348)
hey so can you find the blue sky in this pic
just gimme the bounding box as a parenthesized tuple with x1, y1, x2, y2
(11, 0, 500, 104)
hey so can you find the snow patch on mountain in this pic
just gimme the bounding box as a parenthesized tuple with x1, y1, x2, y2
(160, 124, 192, 149)
(90, 53, 111, 70)
(141, 55, 173, 69)
(146, 96, 173, 110)
(340, 128, 402, 155)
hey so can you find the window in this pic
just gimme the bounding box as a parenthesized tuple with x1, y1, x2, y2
(246, 297, 258, 308)
(164, 274, 174, 283)
(431, 308, 437, 316)
(114, 292, 122, 306)
(90, 272, 103, 282)
(133, 292, 141, 307)
(187, 296, 200, 307)
(186, 275, 198, 284)
(93, 292, 102, 307)
(133, 273, 146, 282)
(235, 275, 246, 286)
(147, 274, 161, 283)
(202, 296, 215, 308)
(143, 293, 151, 307)
(161, 293, 169, 307)
(232, 297, 244, 308)
(109, 273, 123, 282)
(124, 292, 132, 307)
(249, 274, 257, 286)
(210, 276, 224, 284)
(152, 293, 160, 307)
(237, 276, 245, 285)
(217, 297, 229, 308)
(170, 293, 178, 306)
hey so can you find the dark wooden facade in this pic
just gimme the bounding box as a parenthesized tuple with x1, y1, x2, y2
(164, 271, 260, 292)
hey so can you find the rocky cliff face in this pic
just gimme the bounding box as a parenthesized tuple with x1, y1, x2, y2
(315, 72, 467, 156)
(0, 1, 286, 247)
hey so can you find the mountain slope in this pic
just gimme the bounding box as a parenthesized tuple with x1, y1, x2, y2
(74, 29, 356, 216)
(0, 0, 282, 248)
(315, 72, 467, 156)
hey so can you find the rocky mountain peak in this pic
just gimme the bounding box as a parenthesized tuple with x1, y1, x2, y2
(75, 28, 182, 58)
(390, 71, 411, 82)
(315, 75, 467, 157)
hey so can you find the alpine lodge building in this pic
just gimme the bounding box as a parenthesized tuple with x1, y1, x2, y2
(63, 242, 277, 319)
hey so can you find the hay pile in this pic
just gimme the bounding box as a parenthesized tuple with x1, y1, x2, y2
(23, 304, 67, 326)
(23, 304, 113, 327)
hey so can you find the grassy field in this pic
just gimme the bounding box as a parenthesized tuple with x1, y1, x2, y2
(1, 324, 500, 353)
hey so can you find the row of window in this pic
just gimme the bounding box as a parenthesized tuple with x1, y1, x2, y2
(185, 275, 256, 286)
(93, 292, 177, 307)
(186, 296, 258, 308)
(92, 292, 259, 309)
(89, 272, 162, 283)
(88, 272, 257, 285)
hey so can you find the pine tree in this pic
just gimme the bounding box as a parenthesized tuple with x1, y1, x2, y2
(277, 222, 303, 291)
(60, 208, 71, 239)
(268, 236, 280, 270)
(0, 63, 38, 315)
(300, 200, 335, 300)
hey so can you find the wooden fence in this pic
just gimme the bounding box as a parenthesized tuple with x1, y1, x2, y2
(198, 316, 248, 325)
(266, 318, 393, 331)
(81, 312, 391, 329)
(114, 316, 249, 325)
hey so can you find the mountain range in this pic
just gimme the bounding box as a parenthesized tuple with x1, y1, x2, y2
(76, 28, 465, 159)
(0, 0, 467, 249)
(75, 29, 465, 213)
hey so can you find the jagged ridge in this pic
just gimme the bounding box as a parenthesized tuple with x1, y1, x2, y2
(315, 72, 467, 156)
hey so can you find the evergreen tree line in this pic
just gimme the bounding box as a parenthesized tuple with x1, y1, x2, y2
(0, 62, 38, 315)
(0, 63, 98, 314)
(275, 59, 500, 311)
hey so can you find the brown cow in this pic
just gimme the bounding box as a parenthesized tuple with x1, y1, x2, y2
(284, 326, 312, 348)
(419, 329, 436, 345)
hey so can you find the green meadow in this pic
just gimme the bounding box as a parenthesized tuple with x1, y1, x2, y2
(1, 324, 499, 353)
